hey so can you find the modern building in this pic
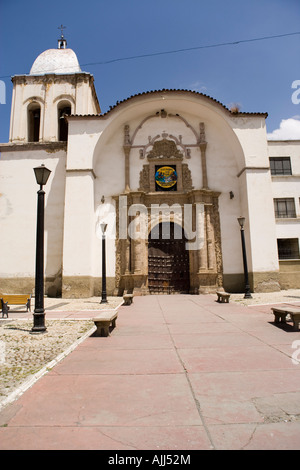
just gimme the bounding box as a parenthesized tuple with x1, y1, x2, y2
(0, 36, 299, 298)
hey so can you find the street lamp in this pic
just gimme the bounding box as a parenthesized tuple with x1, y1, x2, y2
(237, 216, 252, 299)
(100, 222, 108, 304)
(31, 164, 51, 333)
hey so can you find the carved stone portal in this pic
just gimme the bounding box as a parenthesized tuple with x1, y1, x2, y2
(115, 120, 222, 295)
(114, 189, 223, 296)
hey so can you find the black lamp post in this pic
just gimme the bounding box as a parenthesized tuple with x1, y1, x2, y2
(237, 216, 252, 299)
(31, 164, 51, 334)
(100, 222, 108, 304)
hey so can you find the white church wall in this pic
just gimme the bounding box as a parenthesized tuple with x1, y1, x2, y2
(86, 97, 250, 283)
(0, 147, 66, 294)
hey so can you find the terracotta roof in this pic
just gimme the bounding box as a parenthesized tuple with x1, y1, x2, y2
(67, 89, 268, 119)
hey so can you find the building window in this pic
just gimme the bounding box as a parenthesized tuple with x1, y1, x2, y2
(58, 103, 71, 141)
(28, 104, 41, 142)
(277, 238, 300, 260)
(274, 198, 296, 218)
(270, 157, 292, 175)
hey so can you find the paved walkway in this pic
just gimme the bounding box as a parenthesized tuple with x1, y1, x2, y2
(0, 294, 300, 450)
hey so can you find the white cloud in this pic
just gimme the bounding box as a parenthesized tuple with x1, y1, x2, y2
(267, 117, 300, 140)
(189, 81, 207, 93)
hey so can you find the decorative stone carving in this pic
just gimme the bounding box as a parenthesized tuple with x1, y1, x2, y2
(114, 189, 223, 296)
(147, 139, 183, 160)
(199, 122, 206, 143)
(182, 164, 194, 191)
(138, 165, 150, 192)
(116, 116, 221, 295)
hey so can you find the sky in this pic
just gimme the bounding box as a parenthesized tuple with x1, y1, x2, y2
(0, 0, 300, 143)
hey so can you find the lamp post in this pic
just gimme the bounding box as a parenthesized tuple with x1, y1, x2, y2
(31, 164, 51, 334)
(100, 222, 108, 304)
(237, 217, 252, 299)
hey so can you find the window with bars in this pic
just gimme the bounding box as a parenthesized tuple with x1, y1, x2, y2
(277, 239, 300, 260)
(269, 157, 292, 175)
(274, 198, 296, 218)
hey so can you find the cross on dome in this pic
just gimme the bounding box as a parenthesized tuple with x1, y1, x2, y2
(58, 24, 67, 49)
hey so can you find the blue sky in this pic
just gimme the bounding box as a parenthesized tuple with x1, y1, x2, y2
(0, 0, 299, 143)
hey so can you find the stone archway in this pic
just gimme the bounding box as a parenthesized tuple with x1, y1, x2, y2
(114, 188, 223, 296)
(148, 222, 190, 294)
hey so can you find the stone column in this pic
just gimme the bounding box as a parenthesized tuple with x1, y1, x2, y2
(199, 123, 208, 189)
(124, 238, 131, 274)
(199, 142, 208, 189)
(206, 205, 216, 270)
(123, 146, 131, 192)
(124, 125, 131, 192)
(197, 203, 207, 272)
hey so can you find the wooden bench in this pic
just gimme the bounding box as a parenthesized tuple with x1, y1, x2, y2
(271, 307, 300, 331)
(92, 310, 118, 337)
(123, 293, 133, 306)
(1, 294, 32, 318)
(216, 291, 230, 303)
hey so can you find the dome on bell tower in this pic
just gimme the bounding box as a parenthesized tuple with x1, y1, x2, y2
(30, 27, 81, 75)
(30, 47, 81, 75)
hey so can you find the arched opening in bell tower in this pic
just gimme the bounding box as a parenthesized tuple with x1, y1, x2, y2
(27, 103, 41, 142)
(58, 102, 71, 141)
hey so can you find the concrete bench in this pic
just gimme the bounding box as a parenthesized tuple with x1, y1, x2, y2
(123, 293, 133, 306)
(271, 307, 300, 331)
(216, 291, 230, 303)
(1, 294, 32, 318)
(92, 310, 118, 337)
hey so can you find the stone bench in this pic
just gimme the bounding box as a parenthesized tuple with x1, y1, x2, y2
(1, 294, 32, 318)
(216, 291, 230, 303)
(92, 310, 118, 337)
(123, 293, 134, 306)
(271, 307, 300, 331)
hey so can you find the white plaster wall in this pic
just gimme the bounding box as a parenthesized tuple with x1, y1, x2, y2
(242, 169, 279, 272)
(231, 116, 270, 168)
(62, 172, 95, 276)
(87, 95, 249, 278)
(0, 148, 66, 279)
(230, 115, 279, 273)
(64, 93, 281, 281)
(2, 90, 290, 287)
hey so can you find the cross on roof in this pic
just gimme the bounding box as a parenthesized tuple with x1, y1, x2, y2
(58, 24, 66, 38)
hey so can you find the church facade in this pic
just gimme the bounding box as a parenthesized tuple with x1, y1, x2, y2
(1, 38, 299, 298)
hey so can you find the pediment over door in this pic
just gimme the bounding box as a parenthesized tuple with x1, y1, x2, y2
(123, 114, 208, 192)
(138, 138, 194, 193)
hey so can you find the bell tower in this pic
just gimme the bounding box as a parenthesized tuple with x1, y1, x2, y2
(9, 29, 100, 143)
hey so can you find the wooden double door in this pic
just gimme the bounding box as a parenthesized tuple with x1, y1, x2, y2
(148, 222, 190, 294)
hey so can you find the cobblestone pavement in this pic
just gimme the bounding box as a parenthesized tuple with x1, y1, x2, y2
(0, 319, 95, 406)
(229, 289, 300, 307)
(42, 296, 123, 311)
(0, 296, 122, 408)
(0, 291, 299, 411)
